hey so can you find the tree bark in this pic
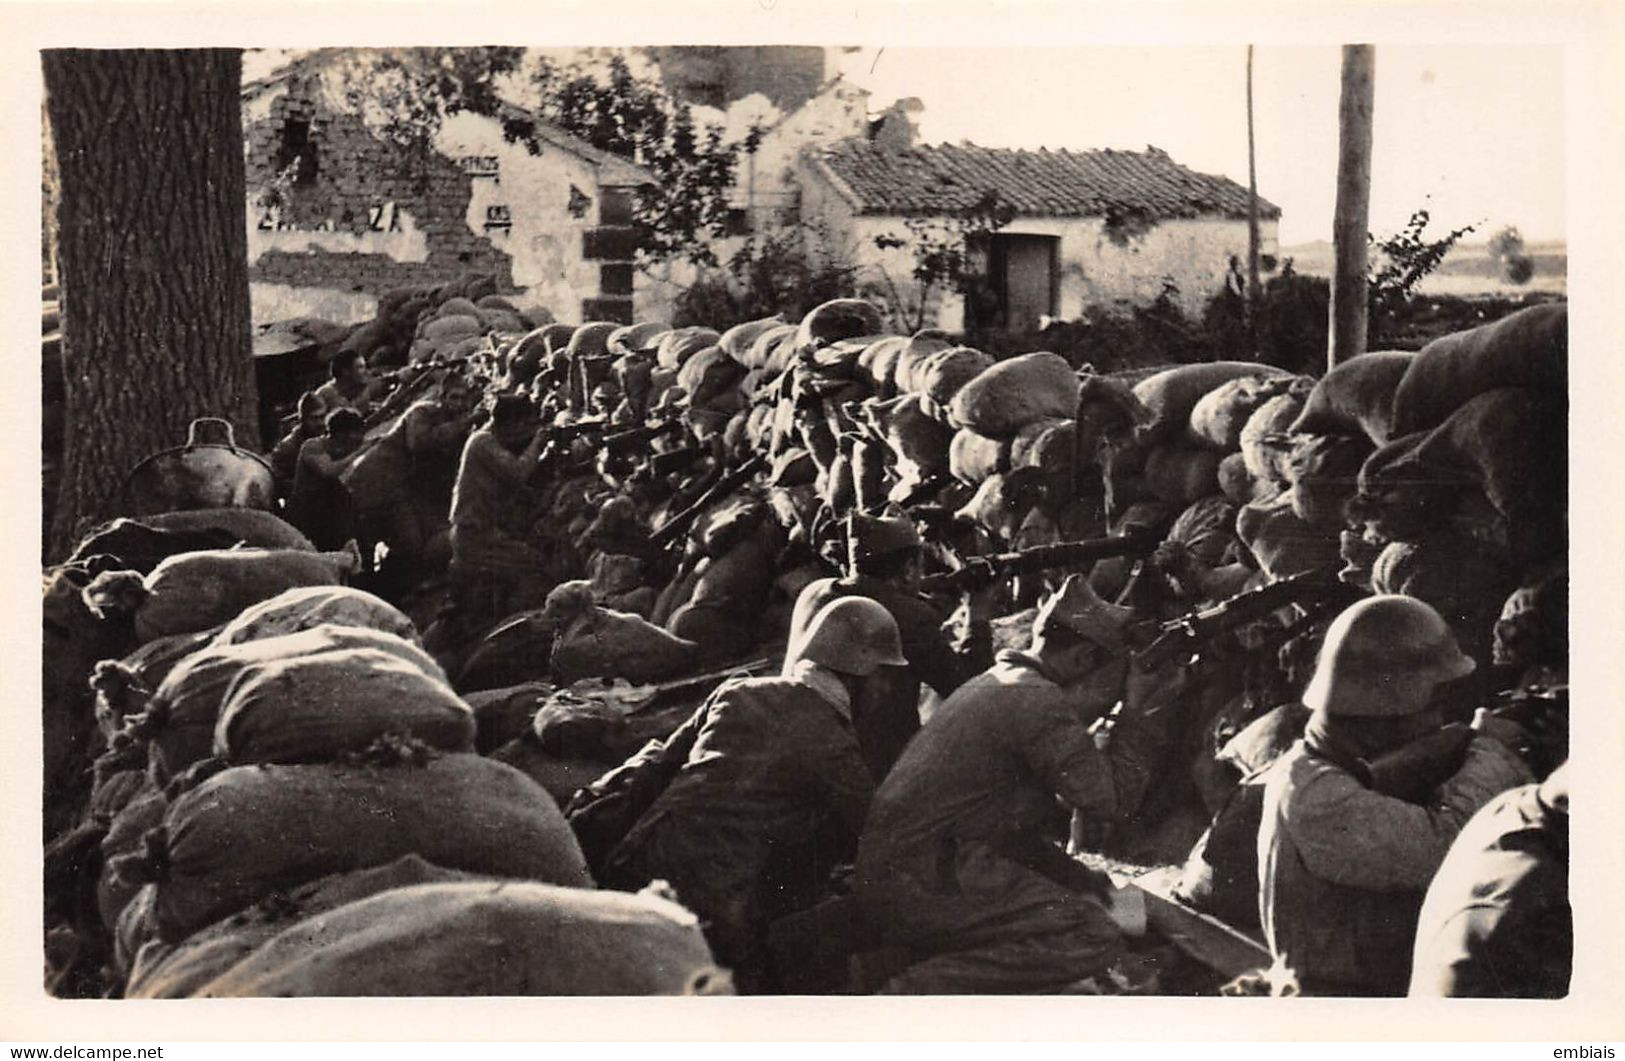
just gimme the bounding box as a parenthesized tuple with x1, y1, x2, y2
(1329, 44, 1375, 369)
(43, 48, 256, 560)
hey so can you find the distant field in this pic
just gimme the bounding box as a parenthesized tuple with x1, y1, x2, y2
(1279, 240, 1567, 297)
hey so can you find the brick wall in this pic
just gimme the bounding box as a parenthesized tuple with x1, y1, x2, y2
(244, 78, 515, 297)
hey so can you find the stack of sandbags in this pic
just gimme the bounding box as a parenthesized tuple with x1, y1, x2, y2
(935, 351, 1082, 502)
(1348, 304, 1567, 604)
(111, 753, 592, 945)
(401, 280, 536, 364)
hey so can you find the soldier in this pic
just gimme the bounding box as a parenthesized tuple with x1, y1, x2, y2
(1408, 761, 1570, 998)
(1256, 595, 1532, 996)
(447, 394, 550, 623)
(854, 574, 1180, 993)
(584, 597, 902, 992)
(787, 512, 993, 780)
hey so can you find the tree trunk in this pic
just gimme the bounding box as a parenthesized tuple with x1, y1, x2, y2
(1245, 45, 1261, 350)
(43, 48, 256, 560)
(1328, 44, 1375, 369)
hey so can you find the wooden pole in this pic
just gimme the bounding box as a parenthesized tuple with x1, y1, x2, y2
(1329, 44, 1375, 369)
(1245, 45, 1261, 349)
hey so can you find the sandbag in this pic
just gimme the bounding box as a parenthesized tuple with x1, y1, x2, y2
(421, 315, 481, 342)
(142, 509, 314, 552)
(608, 321, 670, 358)
(855, 335, 908, 393)
(436, 297, 480, 320)
(955, 471, 1040, 542)
(675, 346, 745, 408)
(98, 546, 359, 644)
(808, 334, 886, 374)
(948, 428, 1011, 485)
(795, 299, 883, 354)
(126, 855, 481, 999)
(476, 307, 526, 334)
(948, 351, 1079, 437)
(1289, 350, 1415, 443)
(892, 333, 955, 396)
(1009, 417, 1072, 473)
(139, 755, 592, 943)
(1216, 452, 1265, 506)
(1389, 303, 1567, 437)
(190, 880, 728, 997)
(1370, 534, 1520, 661)
(868, 395, 952, 485)
(1400, 387, 1565, 528)
(768, 448, 817, 488)
(564, 321, 620, 362)
(1188, 374, 1305, 450)
(1166, 495, 1239, 568)
(851, 438, 890, 512)
(1132, 361, 1290, 442)
(210, 585, 417, 648)
(98, 780, 167, 931)
(919, 347, 996, 424)
(742, 323, 798, 371)
(1141, 445, 1224, 507)
(1235, 491, 1342, 579)
(719, 316, 787, 365)
(1284, 433, 1374, 528)
(1350, 430, 1458, 545)
(214, 647, 475, 766)
(1238, 393, 1306, 487)
(141, 625, 446, 781)
(656, 327, 721, 371)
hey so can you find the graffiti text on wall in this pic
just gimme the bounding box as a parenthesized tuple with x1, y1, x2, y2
(257, 201, 407, 233)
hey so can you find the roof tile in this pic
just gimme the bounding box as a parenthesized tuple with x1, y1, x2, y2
(812, 139, 1279, 221)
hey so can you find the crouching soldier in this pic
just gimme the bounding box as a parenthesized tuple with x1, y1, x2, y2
(1257, 595, 1532, 996)
(853, 575, 1180, 994)
(575, 597, 905, 992)
(787, 512, 993, 781)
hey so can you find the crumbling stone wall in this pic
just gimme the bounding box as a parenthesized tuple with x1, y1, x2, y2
(243, 79, 515, 298)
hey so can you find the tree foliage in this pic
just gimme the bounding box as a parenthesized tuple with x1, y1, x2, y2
(871, 190, 1017, 332)
(327, 48, 755, 268)
(1366, 206, 1478, 321)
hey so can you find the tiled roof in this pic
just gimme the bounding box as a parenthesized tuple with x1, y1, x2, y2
(809, 140, 1279, 221)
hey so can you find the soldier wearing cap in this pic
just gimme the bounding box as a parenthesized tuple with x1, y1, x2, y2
(590, 597, 902, 992)
(1257, 595, 1532, 996)
(787, 512, 994, 780)
(853, 574, 1179, 994)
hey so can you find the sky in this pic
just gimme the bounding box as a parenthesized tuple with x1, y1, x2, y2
(832, 45, 1565, 246)
(241, 44, 1567, 249)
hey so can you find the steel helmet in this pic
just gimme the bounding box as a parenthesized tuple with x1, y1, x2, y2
(787, 596, 909, 677)
(1302, 594, 1476, 717)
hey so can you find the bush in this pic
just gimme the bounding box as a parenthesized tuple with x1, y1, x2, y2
(671, 229, 860, 331)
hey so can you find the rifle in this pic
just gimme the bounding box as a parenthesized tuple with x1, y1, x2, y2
(648, 454, 768, 549)
(599, 414, 685, 453)
(915, 528, 1159, 595)
(1129, 567, 1363, 673)
(1355, 723, 1476, 803)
